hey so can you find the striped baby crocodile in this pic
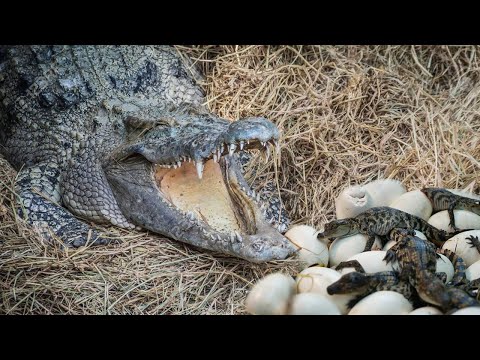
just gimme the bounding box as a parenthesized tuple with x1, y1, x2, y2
(318, 206, 450, 252)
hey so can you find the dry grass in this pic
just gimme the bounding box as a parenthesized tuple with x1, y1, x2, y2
(1, 45, 480, 314)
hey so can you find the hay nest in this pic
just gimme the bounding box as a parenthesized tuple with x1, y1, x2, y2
(1, 46, 479, 314)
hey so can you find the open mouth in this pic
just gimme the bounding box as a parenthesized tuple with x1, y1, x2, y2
(106, 130, 296, 263)
(154, 157, 261, 239)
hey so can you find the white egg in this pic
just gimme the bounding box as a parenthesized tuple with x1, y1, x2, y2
(466, 259, 480, 281)
(428, 210, 480, 233)
(363, 179, 406, 207)
(335, 185, 373, 219)
(436, 254, 454, 283)
(284, 225, 328, 268)
(341, 251, 398, 274)
(441, 230, 480, 267)
(389, 190, 433, 221)
(329, 234, 383, 267)
(409, 306, 443, 315)
(348, 291, 413, 315)
(295, 266, 355, 314)
(289, 293, 342, 315)
(451, 307, 480, 315)
(383, 230, 427, 251)
(245, 273, 296, 315)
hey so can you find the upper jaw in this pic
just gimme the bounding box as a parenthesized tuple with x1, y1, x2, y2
(125, 116, 280, 180)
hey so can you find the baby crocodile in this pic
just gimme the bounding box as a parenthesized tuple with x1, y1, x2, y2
(326, 264, 415, 309)
(385, 228, 479, 311)
(318, 206, 449, 252)
(421, 188, 480, 231)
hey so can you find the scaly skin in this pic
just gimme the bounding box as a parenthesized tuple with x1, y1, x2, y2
(385, 228, 479, 311)
(421, 188, 480, 232)
(318, 206, 449, 251)
(0, 46, 295, 262)
(326, 261, 415, 309)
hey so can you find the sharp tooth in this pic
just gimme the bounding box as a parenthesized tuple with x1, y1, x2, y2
(230, 233, 236, 243)
(261, 141, 266, 147)
(240, 141, 244, 150)
(195, 161, 204, 179)
(220, 144, 224, 154)
(229, 143, 236, 156)
(188, 157, 192, 162)
(216, 234, 222, 241)
(173, 164, 178, 169)
(213, 153, 218, 163)
(247, 140, 250, 145)
(217, 148, 222, 159)
(177, 161, 182, 168)
(235, 231, 243, 242)
(187, 211, 196, 221)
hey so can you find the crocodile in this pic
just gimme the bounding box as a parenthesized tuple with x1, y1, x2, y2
(326, 264, 416, 309)
(318, 206, 450, 252)
(421, 188, 480, 231)
(0, 45, 297, 263)
(385, 228, 480, 311)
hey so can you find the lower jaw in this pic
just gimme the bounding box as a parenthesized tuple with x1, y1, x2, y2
(106, 155, 295, 261)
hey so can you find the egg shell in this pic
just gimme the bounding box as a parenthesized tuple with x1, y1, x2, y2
(428, 210, 480, 233)
(289, 293, 342, 315)
(466, 259, 480, 281)
(362, 179, 406, 207)
(348, 291, 413, 315)
(382, 231, 427, 251)
(285, 225, 329, 267)
(389, 190, 433, 221)
(245, 273, 296, 315)
(441, 230, 480, 267)
(451, 307, 480, 315)
(436, 254, 454, 283)
(409, 306, 443, 315)
(335, 185, 373, 219)
(340, 251, 398, 274)
(295, 266, 355, 314)
(329, 234, 382, 267)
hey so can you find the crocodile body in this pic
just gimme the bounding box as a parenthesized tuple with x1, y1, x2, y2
(385, 228, 479, 311)
(319, 206, 449, 251)
(421, 188, 480, 231)
(326, 264, 415, 309)
(0, 45, 296, 262)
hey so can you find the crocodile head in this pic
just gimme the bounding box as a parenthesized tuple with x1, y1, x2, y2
(104, 108, 296, 263)
(326, 272, 370, 294)
(417, 273, 451, 309)
(319, 219, 359, 240)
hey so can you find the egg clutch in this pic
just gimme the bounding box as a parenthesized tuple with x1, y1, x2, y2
(245, 180, 480, 315)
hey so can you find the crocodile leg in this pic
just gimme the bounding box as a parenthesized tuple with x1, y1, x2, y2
(363, 232, 377, 252)
(383, 246, 398, 265)
(335, 260, 366, 273)
(466, 235, 480, 254)
(61, 151, 135, 229)
(447, 201, 460, 231)
(15, 162, 111, 247)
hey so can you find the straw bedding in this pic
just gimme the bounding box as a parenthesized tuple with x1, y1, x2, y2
(1, 45, 479, 314)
